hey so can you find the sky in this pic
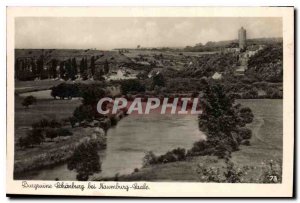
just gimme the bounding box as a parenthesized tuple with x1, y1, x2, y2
(15, 17, 282, 50)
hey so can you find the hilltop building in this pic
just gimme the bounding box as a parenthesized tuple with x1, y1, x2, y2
(238, 27, 247, 51)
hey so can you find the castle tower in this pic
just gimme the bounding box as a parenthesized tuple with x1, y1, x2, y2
(238, 27, 247, 50)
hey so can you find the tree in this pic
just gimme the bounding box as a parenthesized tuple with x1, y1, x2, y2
(80, 58, 85, 75)
(67, 141, 101, 181)
(51, 83, 80, 99)
(84, 57, 88, 73)
(190, 82, 254, 158)
(31, 59, 37, 76)
(81, 85, 106, 105)
(65, 59, 72, 80)
(73, 104, 95, 122)
(94, 68, 105, 81)
(36, 55, 44, 79)
(59, 61, 65, 79)
(45, 129, 58, 141)
(104, 59, 109, 74)
(18, 136, 31, 148)
(152, 73, 165, 87)
(27, 128, 44, 146)
(71, 58, 78, 79)
(90, 56, 95, 76)
(22, 96, 37, 108)
(69, 116, 78, 128)
(120, 79, 146, 95)
(50, 59, 58, 78)
(56, 128, 73, 137)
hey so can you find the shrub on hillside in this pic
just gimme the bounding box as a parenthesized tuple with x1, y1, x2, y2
(51, 83, 80, 99)
(120, 79, 146, 95)
(73, 104, 95, 122)
(45, 128, 58, 141)
(22, 96, 37, 108)
(143, 151, 158, 167)
(238, 127, 252, 140)
(56, 128, 73, 137)
(143, 148, 187, 166)
(260, 160, 282, 183)
(110, 116, 118, 126)
(31, 119, 62, 129)
(18, 128, 44, 148)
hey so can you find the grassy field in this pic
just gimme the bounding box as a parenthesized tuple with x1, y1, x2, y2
(15, 79, 64, 94)
(99, 155, 276, 183)
(15, 95, 81, 141)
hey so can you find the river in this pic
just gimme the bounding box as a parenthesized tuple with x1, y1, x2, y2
(23, 114, 204, 180)
(20, 99, 283, 180)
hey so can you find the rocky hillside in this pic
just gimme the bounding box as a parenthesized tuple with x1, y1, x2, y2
(246, 43, 283, 82)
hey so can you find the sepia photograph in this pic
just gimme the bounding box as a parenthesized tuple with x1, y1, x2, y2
(6, 7, 294, 197)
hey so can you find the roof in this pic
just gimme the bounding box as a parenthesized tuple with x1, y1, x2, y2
(212, 72, 222, 80)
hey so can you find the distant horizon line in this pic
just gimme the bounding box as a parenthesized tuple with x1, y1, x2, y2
(15, 37, 283, 50)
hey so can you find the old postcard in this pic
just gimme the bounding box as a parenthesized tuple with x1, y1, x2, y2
(6, 7, 294, 197)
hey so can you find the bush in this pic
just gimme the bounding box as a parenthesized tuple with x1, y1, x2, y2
(120, 79, 146, 95)
(238, 127, 252, 140)
(51, 83, 80, 99)
(73, 104, 95, 122)
(223, 161, 244, 183)
(266, 87, 283, 99)
(18, 136, 31, 148)
(18, 128, 45, 148)
(143, 151, 158, 167)
(239, 107, 254, 125)
(67, 140, 102, 181)
(32, 119, 49, 129)
(45, 128, 58, 141)
(49, 119, 62, 128)
(110, 116, 118, 126)
(260, 160, 282, 183)
(32, 119, 61, 129)
(196, 160, 245, 183)
(29, 128, 44, 145)
(157, 151, 177, 163)
(152, 73, 165, 87)
(196, 164, 223, 182)
(56, 128, 73, 137)
(22, 96, 37, 108)
(69, 116, 78, 128)
(143, 148, 187, 165)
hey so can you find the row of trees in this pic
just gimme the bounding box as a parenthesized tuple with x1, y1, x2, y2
(15, 55, 110, 81)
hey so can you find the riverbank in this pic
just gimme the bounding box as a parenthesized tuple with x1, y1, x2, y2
(14, 89, 127, 178)
(14, 126, 107, 177)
